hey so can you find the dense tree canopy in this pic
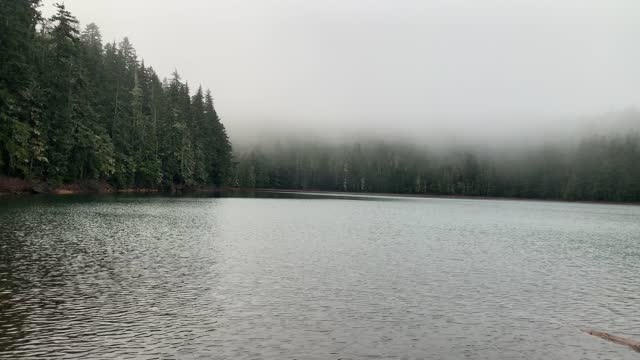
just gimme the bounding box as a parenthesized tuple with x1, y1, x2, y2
(0, 1, 232, 189)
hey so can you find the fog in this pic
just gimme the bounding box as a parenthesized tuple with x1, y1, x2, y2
(42, 0, 640, 146)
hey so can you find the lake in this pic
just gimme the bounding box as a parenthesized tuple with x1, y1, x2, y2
(0, 192, 639, 359)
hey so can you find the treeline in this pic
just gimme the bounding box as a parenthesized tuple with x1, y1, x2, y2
(0, 1, 232, 189)
(3, 2, 639, 202)
(233, 130, 640, 202)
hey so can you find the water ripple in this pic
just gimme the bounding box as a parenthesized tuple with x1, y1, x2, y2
(0, 195, 639, 359)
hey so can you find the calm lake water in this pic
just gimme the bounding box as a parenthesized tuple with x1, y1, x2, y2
(0, 192, 639, 359)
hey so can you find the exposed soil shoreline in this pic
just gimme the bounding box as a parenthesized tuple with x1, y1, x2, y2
(0, 176, 218, 197)
(2, 176, 638, 205)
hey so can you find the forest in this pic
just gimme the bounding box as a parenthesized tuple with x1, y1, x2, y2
(2, 1, 640, 202)
(232, 125, 640, 202)
(0, 1, 232, 191)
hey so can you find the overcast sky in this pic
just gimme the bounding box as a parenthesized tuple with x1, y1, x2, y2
(42, 0, 640, 144)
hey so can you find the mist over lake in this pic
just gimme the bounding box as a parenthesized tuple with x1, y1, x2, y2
(2, 0, 640, 358)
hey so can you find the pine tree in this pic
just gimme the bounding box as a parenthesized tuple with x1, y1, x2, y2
(42, 3, 83, 182)
(0, 0, 45, 178)
(190, 86, 208, 183)
(204, 90, 232, 185)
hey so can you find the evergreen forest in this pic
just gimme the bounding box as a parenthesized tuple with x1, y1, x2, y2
(233, 125, 640, 202)
(2, 1, 639, 202)
(1, 1, 232, 190)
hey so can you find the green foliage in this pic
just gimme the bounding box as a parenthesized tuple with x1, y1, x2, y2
(0, 2, 232, 189)
(0, 0, 44, 178)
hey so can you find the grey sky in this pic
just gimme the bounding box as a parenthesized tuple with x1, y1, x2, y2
(42, 0, 640, 144)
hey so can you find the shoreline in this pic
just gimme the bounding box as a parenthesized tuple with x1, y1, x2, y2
(1, 176, 638, 206)
(0, 176, 221, 197)
(251, 188, 640, 206)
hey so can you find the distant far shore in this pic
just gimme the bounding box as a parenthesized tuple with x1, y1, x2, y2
(248, 188, 640, 206)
